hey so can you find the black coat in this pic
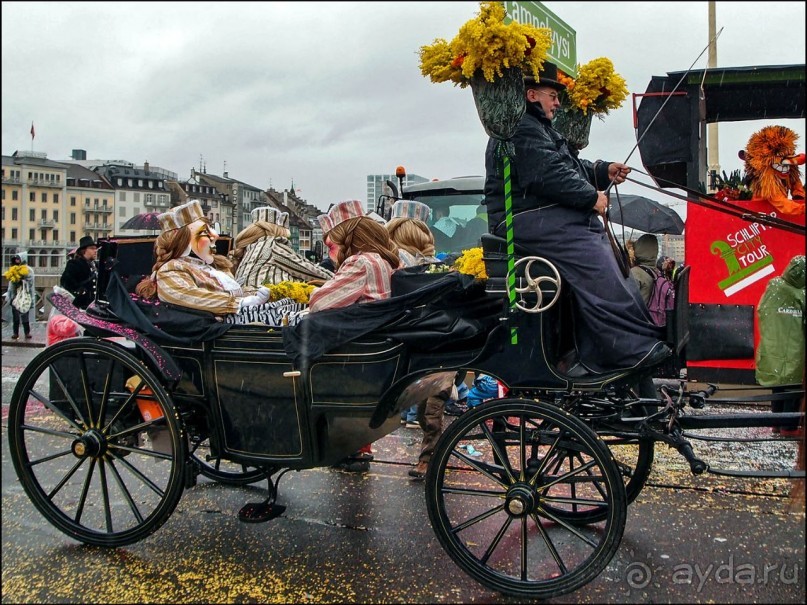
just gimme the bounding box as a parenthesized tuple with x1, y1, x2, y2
(484, 102, 611, 232)
(60, 256, 97, 309)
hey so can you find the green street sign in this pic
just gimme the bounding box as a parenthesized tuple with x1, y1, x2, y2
(504, 1, 577, 76)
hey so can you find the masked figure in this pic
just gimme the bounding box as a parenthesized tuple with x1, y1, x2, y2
(135, 199, 306, 326)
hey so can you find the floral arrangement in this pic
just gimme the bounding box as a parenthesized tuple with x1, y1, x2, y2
(452, 247, 488, 280)
(4, 264, 29, 284)
(418, 1, 552, 88)
(263, 281, 316, 305)
(713, 169, 753, 201)
(556, 57, 628, 116)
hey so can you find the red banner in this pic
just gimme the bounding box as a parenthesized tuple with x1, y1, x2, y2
(686, 198, 805, 370)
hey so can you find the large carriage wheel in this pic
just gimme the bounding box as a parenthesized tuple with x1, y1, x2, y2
(426, 398, 626, 599)
(189, 436, 267, 486)
(8, 338, 186, 547)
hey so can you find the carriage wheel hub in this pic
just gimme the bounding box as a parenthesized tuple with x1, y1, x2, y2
(505, 483, 536, 516)
(72, 429, 106, 458)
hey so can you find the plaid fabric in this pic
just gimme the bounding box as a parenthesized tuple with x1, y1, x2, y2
(158, 199, 205, 232)
(308, 252, 393, 312)
(235, 236, 334, 291)
(391, 200, 432, 222)
(250, 206, 289, 227)
(316, 200, 365, 233)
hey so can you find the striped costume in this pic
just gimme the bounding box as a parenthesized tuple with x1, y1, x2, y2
(235, 236, 333, 292)
(308, 252, 395, 312)
(156, 256, 306, 326)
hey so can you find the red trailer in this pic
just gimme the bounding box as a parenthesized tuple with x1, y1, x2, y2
(636, 64, 805, 383)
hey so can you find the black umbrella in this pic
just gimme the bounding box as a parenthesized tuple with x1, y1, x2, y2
(120, 211, 162, 230)
(606, 194, 685, 235)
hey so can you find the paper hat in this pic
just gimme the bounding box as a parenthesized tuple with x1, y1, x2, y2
(251, 206, 289, 228)
(158, 199, 205, 232)
(524, 61, 565, 91)
(390, 200, 432, 223)
(316, 200, 366, 233)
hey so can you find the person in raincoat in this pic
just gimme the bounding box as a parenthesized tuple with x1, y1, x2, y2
(4, 253, 35, 339)
(755, 255, 805, 435)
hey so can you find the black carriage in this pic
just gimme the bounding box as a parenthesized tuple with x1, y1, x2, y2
(7, 234, 803, 599)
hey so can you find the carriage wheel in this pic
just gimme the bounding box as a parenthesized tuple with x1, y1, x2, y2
(189, 436, 267, 486)
(552, 383, 656, 523)
(7, 339, 186, 547)
(426, 398, 626, 599)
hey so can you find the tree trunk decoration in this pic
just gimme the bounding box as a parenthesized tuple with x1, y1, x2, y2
(553, 106, 594, 151)
(470, 66, 525, 153)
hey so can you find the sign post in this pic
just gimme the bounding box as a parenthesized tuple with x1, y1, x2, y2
(504, 1, 577, 76)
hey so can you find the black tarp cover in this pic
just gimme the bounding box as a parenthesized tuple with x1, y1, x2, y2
(106, 272, 232, 345)
(282, 268, 490, 365)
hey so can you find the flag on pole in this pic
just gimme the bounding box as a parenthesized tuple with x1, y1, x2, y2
(30, 122, 35, 140)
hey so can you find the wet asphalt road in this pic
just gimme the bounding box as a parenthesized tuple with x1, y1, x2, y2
(2, 341, 805, 603)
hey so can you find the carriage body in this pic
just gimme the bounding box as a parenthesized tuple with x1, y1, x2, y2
(8, 232, 801, 600)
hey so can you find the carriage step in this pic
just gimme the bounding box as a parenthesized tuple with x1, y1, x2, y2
(706, 467, 805, 479)
(238, 501, 287, 523)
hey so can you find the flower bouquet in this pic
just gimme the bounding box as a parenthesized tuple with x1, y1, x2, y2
(553, 57, 629, 150)
(713, 169, 753, 202)
(419, 1, 551, 141)
(453, 247, 488, 281)
(262, 281, 316, 305)
(3, 264, 29, 284)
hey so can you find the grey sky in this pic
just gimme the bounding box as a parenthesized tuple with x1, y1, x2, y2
(2, 2, 805, 213)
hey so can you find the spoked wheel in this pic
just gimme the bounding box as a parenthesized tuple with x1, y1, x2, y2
(189, 436, 267, 486)
(426, 398, 626, 599)
(8, 338, 186, 547)
(562, 380, 656, 521)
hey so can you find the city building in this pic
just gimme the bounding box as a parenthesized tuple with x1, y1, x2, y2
(265, 186, 323, 261)
(61, 151, 176, 235)
(167, 168, 231, 232)
(2, 150, 114, 276)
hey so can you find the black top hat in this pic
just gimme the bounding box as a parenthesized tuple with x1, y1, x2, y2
(77, 236, 97, 251)
(524, 61, 565, 91)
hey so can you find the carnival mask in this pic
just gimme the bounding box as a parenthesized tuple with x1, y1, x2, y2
(187, 218, 219, 264)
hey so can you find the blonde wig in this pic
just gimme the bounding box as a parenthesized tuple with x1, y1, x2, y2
(386, 217, 436, 257)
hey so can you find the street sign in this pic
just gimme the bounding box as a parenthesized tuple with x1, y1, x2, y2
(504, 1, 577, 76)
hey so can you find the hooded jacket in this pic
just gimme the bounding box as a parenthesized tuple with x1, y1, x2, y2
(630, 234, 660, 305)
(755, 255, 805, 386)
(484, 101, 612, 232)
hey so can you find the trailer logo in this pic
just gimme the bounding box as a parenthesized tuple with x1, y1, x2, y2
(710, 220, 775, 297)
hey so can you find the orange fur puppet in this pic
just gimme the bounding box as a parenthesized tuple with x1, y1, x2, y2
(740, 125, 805, 216)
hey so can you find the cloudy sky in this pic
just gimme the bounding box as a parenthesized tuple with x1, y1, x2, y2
(2, 2, 805, 213)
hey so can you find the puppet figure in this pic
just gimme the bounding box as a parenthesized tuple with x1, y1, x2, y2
(135, 199, 305, 326)
(740, 125, 805, 216)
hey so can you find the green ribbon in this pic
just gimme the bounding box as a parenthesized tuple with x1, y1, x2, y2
(503, 154, 518, 345)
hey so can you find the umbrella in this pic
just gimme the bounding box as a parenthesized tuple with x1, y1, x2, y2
(606, 194, 685, 235)
(120, 211, 162, 230)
